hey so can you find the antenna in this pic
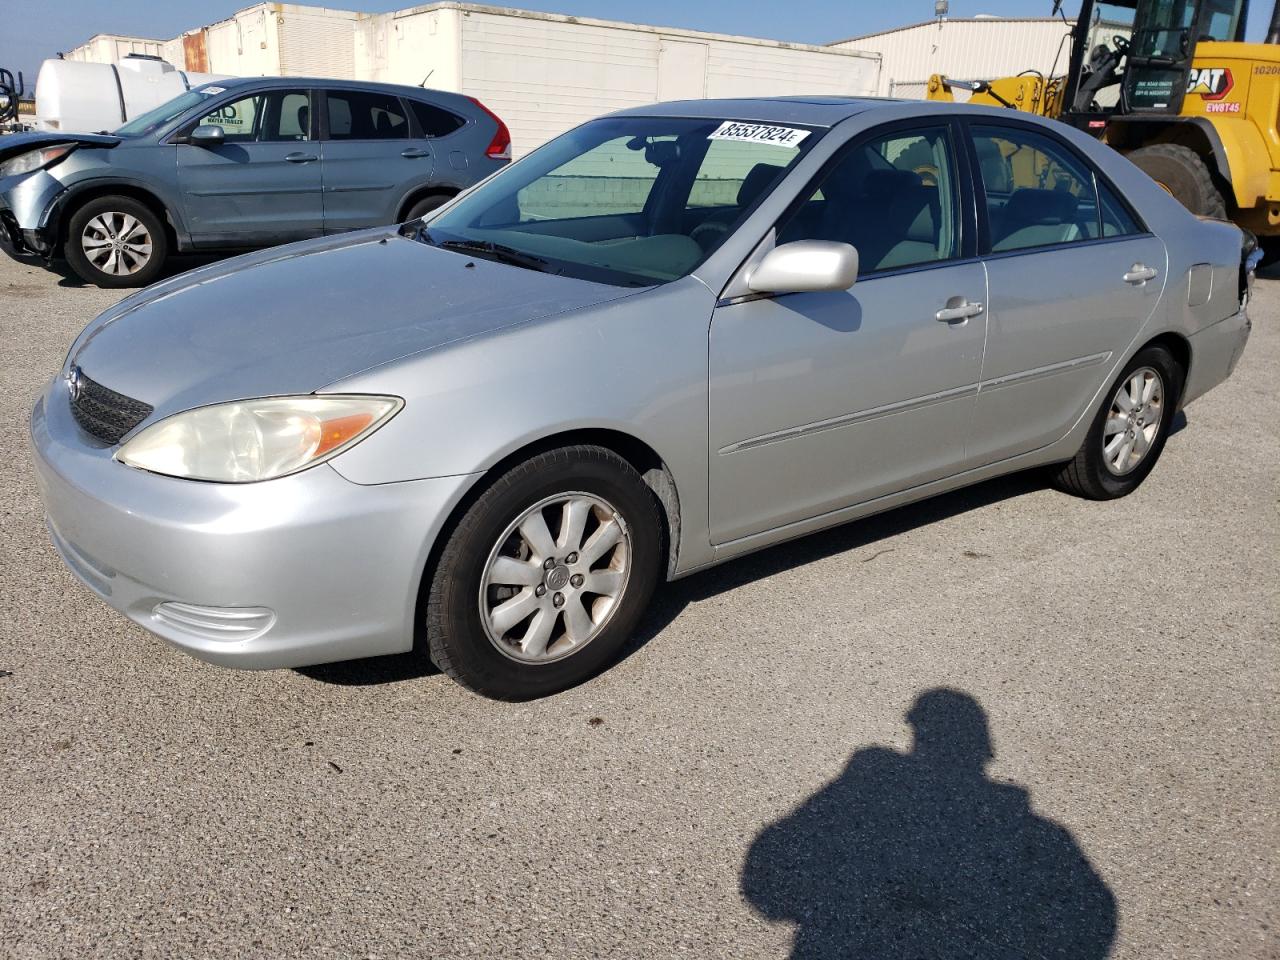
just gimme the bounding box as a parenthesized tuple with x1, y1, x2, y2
(419, 68, 434, 87)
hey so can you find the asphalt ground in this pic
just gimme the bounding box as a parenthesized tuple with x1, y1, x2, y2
(0, 251, 1275, 959)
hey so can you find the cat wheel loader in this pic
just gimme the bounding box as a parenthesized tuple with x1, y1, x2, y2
(928, 0, 1280, 260)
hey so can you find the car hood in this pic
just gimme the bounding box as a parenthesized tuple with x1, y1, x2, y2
(67, 229, 637, 419)
(0, 131, 121, 162)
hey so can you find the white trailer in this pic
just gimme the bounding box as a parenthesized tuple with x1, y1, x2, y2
(63, 34, 167, 65)
(161, 4, 361, 78)
(354, 3, 881, 156)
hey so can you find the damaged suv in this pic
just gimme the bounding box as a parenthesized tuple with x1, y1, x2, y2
(0, 77, 509, 287)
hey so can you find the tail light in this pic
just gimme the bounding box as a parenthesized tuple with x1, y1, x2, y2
(468, 97, 511, 160)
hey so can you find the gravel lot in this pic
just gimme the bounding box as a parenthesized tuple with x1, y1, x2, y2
(1, 252, 1275, 959)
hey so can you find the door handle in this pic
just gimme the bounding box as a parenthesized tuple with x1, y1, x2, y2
(1124, 263, 1158, 285)
(284, 152, 318, 163)
(401, 148, 429, 159)
(935, 299, 985, 323)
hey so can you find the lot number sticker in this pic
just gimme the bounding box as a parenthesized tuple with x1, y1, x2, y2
(708, 121, 810, 148)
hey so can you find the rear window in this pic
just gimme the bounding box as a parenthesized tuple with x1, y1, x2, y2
(326, 90, 409, 141)
(408, 100, 466, 138)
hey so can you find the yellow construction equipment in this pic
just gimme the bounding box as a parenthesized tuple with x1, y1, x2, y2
(928, 0, 1280, 258)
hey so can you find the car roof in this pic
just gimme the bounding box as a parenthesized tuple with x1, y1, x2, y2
(201, 75, 466, 102)
(606, 96, 906, 127)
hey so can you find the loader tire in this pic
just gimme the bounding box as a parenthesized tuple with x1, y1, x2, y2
(1127, 144, 1227, 220)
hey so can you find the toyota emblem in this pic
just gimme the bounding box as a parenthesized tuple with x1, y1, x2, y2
(66, 365, 84, 402)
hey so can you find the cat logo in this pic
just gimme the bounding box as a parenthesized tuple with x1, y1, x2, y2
(1187, 67, 1234, 100)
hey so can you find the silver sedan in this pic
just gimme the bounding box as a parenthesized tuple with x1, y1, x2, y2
(31, 98, 1255, 699)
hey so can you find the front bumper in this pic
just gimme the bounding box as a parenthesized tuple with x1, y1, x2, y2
(0, 168, 62, 258)
(30, 380, 477, 669)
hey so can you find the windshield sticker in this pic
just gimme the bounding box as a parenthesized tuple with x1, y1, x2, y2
(200, 86, 225, 95)
(708, 121, 810, 148)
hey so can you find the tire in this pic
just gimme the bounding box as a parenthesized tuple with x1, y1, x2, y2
(1049, 345, 1185, 500)
(63, 195, 169, 289)
(425, 445, 663, 700)
(404, 192, 453, 222)
(1126, 144, 1227, 220)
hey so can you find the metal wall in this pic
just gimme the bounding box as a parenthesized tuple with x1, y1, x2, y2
(831, 17, 1076, 97)
(62, 35, 166, 64)
(356, 3, 880, 158)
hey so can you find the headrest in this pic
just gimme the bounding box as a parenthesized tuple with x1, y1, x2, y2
(862, 169, 923, 196)
(297, 104, 309, 135)
(890, 186, 938, 243)
(737, 163, 786, 207)
(374, 111, 393, 136)
(1003, 188, 1079, 226)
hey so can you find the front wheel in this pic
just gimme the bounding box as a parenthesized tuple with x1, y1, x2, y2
(63, 195, 169, 288)
(1049, 345, 1184, 500)
(425, 446, 663, 700)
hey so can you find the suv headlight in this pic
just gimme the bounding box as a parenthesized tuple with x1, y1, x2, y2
(116, 395, 402, 482)
(0, 145, 74, 178)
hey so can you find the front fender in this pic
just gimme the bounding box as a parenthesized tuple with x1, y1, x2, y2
(47, 170, 190, 247)
(324, 276, 718, 573)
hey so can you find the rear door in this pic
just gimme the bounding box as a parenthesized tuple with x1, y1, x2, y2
(319, 89, 428, 232)
(963, 120, 1166, 466)
(175, 88, 323, 246)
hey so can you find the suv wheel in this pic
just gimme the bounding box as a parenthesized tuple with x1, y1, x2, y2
(64, 195, 169, 289)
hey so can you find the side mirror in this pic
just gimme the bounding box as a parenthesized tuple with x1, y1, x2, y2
(189, 124, 226, 146)
(748, 240, 859, 295)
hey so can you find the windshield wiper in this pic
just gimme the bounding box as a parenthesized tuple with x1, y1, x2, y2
(436, 238, 557, 274)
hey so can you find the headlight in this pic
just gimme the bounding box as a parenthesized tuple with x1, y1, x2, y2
(0, 145, 74, 178)
(116, 395, 402, 482)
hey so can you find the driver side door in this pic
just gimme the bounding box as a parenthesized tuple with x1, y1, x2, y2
(175, 88, 324, 247)
(707, 122, 988, 545)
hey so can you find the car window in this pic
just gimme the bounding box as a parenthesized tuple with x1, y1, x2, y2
(326, 90, 409, 140)
(427, 116, 819, 286)
(191, 90, 311, 143)
(272, 92, 311, 141)
(408, 99, 465, 138)
(1098, 178, 1141, 237)
(970, 124, 1122, 252)
(778, 125, 960, 273)
(195, 94, 263, 142)
(687, 139, 799, 209)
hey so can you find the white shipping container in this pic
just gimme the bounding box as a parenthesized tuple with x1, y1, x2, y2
(831, 17, 1076, 99)
(355, 3, 881, 157)
(63, 34, 166, 65)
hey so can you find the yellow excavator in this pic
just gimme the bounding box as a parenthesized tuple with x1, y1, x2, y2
(928, 0, 1280, 259)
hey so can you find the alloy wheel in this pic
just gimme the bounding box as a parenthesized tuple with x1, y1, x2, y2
(81, 212, 153, 277)
(1102, 366, 1164, 476)
(479, 492, 631, 663)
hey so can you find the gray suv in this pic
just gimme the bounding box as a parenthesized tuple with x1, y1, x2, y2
(0, 77, 510, 287)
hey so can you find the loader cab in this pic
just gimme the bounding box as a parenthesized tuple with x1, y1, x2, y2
(1064, 0, 1250, 116)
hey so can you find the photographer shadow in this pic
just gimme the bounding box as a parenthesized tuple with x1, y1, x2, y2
(742, 689, 1117, 959)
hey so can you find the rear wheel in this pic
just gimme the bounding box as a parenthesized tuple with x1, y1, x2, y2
(63, 195, 168, 288)
(404, 192, 454, 222)
(1049, 345, 1184, 500)
(425, 446, 662, 700)
(1126, 144, 1227, 220)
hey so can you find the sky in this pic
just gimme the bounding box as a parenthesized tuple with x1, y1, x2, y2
(0, 0, 1274, 92)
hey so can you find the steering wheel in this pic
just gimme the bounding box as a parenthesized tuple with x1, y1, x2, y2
(690, 219, 730, 252)
(1112, 34, 1131, 56)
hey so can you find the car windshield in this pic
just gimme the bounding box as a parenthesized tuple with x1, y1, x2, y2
(113, 86, 224, 138)
(422, 116, 821, 286)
